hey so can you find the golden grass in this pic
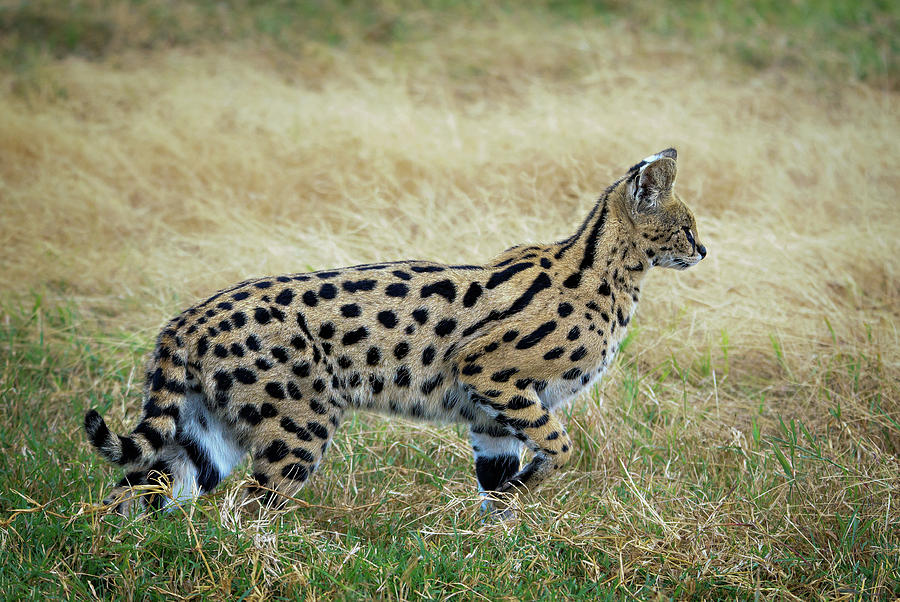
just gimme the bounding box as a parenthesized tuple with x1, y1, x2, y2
(1, 11, 898, 599)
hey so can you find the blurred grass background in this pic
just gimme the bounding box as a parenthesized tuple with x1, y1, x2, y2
(1, 0, 896, 85)
(0, 0, 898, 599)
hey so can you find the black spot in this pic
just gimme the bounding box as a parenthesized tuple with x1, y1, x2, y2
(342, 326, 369, 346)
(343, 279, 377, 293)
(563, 367, 582, 380)
(234, 367, 257, 384)
(269, 347, 288, 363)
(516, 321, 557, 350)
(239, 405, 263, 425)
(486, 262, 533, 289)
(319, 283, 338, 299)
(567, 326, 581, 341)
(270, 307, 286, 322)
(232, 291, 250, 301)
(282, 463, 309, 481)
(394, 366, 412, 387)
(366, 346, 381, 366)
(255, 281, 273, 289)
(462, 364, 483, 376)
(341, 303, 361, 318)
(309, 399, 328, 415)
(275, 289, 294, 305)
(377, 310, 398, 328)
(307, 421, 329, 439)
(421, 373, 444, 395)
(252, 307, 271, 324)
(540, 257, 552, 268)
(263, 439, 291, 463)
(484, 341, 500, 353)
(563, 273, 581, 289)
(597, 281, 611, 296)
(393, 341, 410, 360)
(558, 303, 574, 317)
(491, 368, 518, 383)
(214, 344, 228, 358)
(313, 378, 327, 393)
(255, 357, 273, 371)
(502, 330, 519, 343)
(287, 381, 303, 400)
(292, 447, 315, 462)
(246, 334, 262, 351)
(149, 367, 166, 392)
(385, 283, 408, 298)
(214, 370, 233, 391)
(507, 395, 534, 410)
(338, 355, 353, 369)
(462, 282, 483, 308)
(197, 337, 209, 358)
(319, 322, 335, 339)
(392, 270, 412, 280)
(264, 382, 285, 399)
(288, 362, 310, 380)
(290, 335, 307, 351)
(370, 374, 384, 394)
(231, 344, 245, 359)
(302, 291, 318, 306)
(570, 346, 587, 361)
(165, 379, 186, 394)
(617, 307, 630, 327)
(515, 378, 532, 390)
(277, 276, 291, 283)
(421, 345, 436, 366)
(348, 372, 362, 387)
(434, 318, 457, 337)
(218, 319, 232, 332)
(412, 308, 428, 324)
(543, 346, 565, 360)
(420, 279, 456, 303)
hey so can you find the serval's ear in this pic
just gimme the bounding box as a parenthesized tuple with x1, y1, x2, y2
(628, 149, 677, 212)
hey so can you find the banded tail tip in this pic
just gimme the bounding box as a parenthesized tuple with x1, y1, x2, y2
(84, 409, 110, 448)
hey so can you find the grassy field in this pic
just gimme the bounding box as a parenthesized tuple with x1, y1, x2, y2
(1, 1, 898, 599)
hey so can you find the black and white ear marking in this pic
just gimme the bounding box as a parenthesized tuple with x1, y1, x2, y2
(628, 149, 677, 212)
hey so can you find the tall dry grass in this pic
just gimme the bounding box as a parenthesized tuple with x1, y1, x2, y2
(1, 12, 898, 598)
(3, 18, 897, 380)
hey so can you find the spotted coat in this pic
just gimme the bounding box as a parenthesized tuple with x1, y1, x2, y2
(85, 148, 707, 514)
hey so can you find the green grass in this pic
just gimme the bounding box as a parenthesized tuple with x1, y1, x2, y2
(2, 297, 897, 599)
(1, 0, 897, 87)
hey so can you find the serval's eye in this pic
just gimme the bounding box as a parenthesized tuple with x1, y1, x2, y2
(682, 226, 695, 247)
